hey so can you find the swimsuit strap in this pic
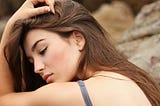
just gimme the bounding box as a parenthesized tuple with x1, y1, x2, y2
(77, 80, 93, 106)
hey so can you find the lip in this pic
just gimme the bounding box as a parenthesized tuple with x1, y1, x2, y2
(42, 73, 53, 83)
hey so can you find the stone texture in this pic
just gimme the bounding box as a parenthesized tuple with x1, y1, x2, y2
(92, 1, 134, 44)
(117, 1, 160, 81)
(119, 1, 160, 43)
(74, 0, 112, 12)
(115, 0, 156, 14)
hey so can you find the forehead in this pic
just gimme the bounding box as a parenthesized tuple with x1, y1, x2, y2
(25, 29, 49, 42)
(24, 29, 57, 43)
(23, 29, 58, 50)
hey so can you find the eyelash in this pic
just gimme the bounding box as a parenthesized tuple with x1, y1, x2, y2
(39, 47, 48, 55)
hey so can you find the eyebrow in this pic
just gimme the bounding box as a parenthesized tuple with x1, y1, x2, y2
(31, 39, 45, 52)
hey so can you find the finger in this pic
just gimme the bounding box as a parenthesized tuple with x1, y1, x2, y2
(29, 0, 39, 5)
(31, 6, 51, 16)
(29, 0, 50, 5)
(45, 0, 55, 14)
(29, 0, 55, 14)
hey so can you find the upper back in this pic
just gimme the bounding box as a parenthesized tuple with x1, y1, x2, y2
(84, 72, 152, 106)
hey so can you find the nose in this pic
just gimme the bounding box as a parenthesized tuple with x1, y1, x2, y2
(34, 58, 45, 74)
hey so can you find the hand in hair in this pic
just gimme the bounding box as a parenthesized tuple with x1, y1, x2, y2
(10, 0, 55, 22)
(1, 0, 55, 47)
(0, 0, 55, 96)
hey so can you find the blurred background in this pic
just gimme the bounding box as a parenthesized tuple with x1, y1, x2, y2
(0, 0, 160, 83)
(0, 0, 157, 37)
(0, 0, 157, 42)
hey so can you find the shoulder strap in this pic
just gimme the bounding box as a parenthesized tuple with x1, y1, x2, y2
(77, 80, 93, 106)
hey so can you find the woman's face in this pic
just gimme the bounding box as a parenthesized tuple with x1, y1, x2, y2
(23, 29, 85, 84)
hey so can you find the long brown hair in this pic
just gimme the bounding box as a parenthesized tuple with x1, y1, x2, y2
(4, 0, 160, 105)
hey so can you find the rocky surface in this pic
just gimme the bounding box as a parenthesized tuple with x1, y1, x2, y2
(119, 0, 160, 43)
(92, 1, 134, 44)
(116, 0, 156, 14)
(117, 1, 160, 81)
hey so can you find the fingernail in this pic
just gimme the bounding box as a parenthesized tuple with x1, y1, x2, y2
(50, 6, 55, 14)
(45, 7, 50, 12)
(52, 9, 55, 14)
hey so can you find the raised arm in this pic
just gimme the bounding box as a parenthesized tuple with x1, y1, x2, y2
(0, 0, 55, 96)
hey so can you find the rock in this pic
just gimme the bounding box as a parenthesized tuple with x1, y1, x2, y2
(151, 62, 160, 79)
(74, 0, 112, 12)
(119, 1, 160, 43)
(116, 38, 143, 58)
(116, 0, 156, 15)
(118, 34, 160, 79)
(117, 1, 160, 80)
(92, 1, 134, 44)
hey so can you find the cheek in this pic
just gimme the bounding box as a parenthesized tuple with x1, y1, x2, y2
(46, 45, 73, 72)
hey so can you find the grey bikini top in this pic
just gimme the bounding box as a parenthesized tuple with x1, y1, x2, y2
(77, 80, 93, 106)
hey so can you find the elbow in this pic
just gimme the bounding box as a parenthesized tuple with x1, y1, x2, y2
(0, 93, 29, 106)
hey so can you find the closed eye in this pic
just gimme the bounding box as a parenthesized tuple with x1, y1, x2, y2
(39, 47, 48, 55)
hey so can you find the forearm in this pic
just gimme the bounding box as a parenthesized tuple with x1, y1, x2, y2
(0, 92, 30, 106)
(0, 19, 15, 96)
(0, 55, 14, 96)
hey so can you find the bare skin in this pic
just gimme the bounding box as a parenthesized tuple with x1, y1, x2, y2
(23, 29, 85, 83)
(0, 0, 55, 96)
(0, 71, 151, 106)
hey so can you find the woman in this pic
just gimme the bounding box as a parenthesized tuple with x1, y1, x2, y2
(0, 0, 160, 105)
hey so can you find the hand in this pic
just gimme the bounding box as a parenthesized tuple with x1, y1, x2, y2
(0, 0, 56, 96)
(31, 0, 55, 13)
(9, 0, 55, 23)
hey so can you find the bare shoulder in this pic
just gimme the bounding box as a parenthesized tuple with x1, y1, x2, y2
(28, 82, 85, 106)
(0, 82, 85, 106)
(85, 71, 152, 106)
